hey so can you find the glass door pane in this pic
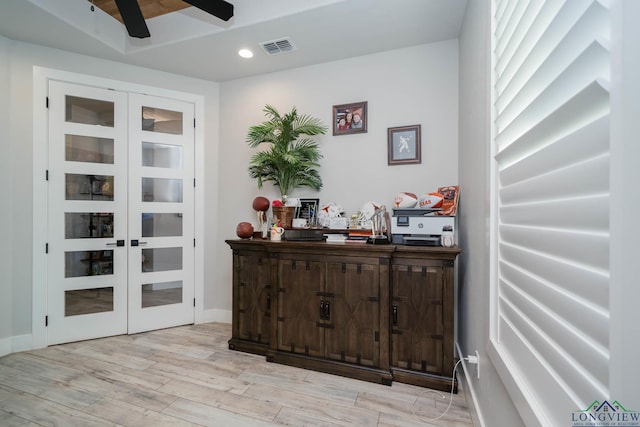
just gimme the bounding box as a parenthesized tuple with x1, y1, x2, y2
(66, 96, 114, 126)
(142, 281, 183, 308)
(142, 213, 183, 237)
(142, 142, 183, 168)
(65, 213, 114, 239)
(66, 135, 114, 164)
(142, 106, 183, 134)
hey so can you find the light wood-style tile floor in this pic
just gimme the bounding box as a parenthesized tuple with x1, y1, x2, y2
(0, 322, 473, 426)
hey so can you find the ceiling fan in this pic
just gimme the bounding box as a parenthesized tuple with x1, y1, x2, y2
(113, 0, 234, 38)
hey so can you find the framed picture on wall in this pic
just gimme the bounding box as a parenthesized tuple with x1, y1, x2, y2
(332, 101, 368, 135)
(387, 125, 421, 165)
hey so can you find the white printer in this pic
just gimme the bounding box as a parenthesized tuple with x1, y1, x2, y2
(391, 208, 455, 246)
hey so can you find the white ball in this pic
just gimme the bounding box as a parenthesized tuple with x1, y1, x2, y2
(359, 202, 380, 220)
(418, 192, 444, 209)
(393, 192, 418, 208)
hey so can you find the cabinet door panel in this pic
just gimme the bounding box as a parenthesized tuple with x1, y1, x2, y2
(325, 262, 379, 367)
(391, 263, 444, 374)
(277, 259, 324, 357)
(237, 253, 270, 344)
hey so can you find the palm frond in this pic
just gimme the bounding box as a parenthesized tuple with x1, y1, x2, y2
(246, 105, 326, 198)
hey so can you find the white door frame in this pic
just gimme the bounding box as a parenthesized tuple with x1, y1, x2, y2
(32, 67, 205, 349)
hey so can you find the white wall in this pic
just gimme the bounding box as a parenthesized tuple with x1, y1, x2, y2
(216, 40, 459, 313)
(1, 40, 220, 340)
(0, 35, 12, 349)
(457, 1, 524, 426)
(610, 0, 640, 405)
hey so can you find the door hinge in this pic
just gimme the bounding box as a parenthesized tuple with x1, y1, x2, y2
(46, 97, 49, 108)
(193, 238, 196, 247)
(193, 298, 196, 307)
(193, 178, 196, 187)
(45, 243, 49, 254)
(45, 170, 49, 181)
(193, 118, 196, 128)
(45, 315, 48, 326)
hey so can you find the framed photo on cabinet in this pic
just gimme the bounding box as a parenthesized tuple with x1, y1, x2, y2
(296, 198, 319, 224)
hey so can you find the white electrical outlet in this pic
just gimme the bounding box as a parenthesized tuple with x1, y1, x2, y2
(466, 351, 480, 379)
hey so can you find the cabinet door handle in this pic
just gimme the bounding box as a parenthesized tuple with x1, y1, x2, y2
(393, 305, 398, 325)
(266, 294, 271, 313)
(325, 301, 330, 320)
(320, 300, 325, 319)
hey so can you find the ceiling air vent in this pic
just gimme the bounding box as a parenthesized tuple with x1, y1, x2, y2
(259, 38, 297, 55)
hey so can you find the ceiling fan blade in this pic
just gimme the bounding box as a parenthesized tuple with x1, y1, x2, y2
(183, 0, 234, 21)
(114, 0, 150, 38)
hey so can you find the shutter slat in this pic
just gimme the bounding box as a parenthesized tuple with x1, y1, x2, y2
(499, 244, 609, 311)
(496, 1, 572, 93)
(495, 0, 518, 43)
(500, 224, 609, 271)
(496, 80, 609, 159)
(500, 266, 609, 352)
(500, 286, 608, 394)
(500, 154, 609, 204)
(500, 195, 609, 231)
(497, 316, 580, 422)
(496, 2, 609, 108)
(499, 297, 608, 404)
(495, 0, 545, 78)
(494, 0, 510, 27)
(497, 2, 610, 112)
(495, 0, 531, 61)
(496, 42, 609, 132)
(499, 115, 608, 187)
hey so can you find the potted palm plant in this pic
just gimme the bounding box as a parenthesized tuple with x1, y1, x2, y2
(247, 104, 327, 227)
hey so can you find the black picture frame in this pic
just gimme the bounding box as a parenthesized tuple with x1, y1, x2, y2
(387, 125, 421, 165)
(332, 101, 368, 135)
(296, 198, 320, 223)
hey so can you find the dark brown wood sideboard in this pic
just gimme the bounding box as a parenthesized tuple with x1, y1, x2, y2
(226, 239, 461, 392)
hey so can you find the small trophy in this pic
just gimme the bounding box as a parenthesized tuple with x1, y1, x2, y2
(368, 205, 390, 244)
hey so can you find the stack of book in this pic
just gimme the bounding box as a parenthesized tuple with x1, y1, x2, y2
(345, 229, 372, 243)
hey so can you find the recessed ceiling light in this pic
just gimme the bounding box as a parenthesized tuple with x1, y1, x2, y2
(238, 49, 254, 59)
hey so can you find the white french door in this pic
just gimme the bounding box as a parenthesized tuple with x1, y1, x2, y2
(47, 81, 195, 345)
(127, 93, 195, 334)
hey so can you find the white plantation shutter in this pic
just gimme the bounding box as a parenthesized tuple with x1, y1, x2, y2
(491, 1, 610, 425)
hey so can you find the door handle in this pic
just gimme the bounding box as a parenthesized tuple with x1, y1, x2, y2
(131, 240, 148, 247)
(106, 240, 125, 247)
(393, 305, 398, 325)
(320, 300, 325, 319)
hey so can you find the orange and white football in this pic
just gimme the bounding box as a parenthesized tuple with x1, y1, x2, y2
(418, 192, 444, 209)
(393, 192, 418, 208)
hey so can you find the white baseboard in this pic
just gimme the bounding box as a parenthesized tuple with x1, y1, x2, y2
(0, 333, 39, 357)
(200, 308, 232, 324)
(0, 336, 10, 357)
(0, 313, 230, 358)
(456, 342, 486, 427)
(12, 334, 38, 353)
